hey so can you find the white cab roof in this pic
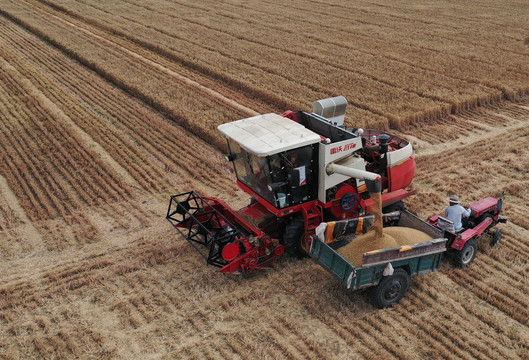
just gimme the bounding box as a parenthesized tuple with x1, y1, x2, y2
(218, 113, 321, 156)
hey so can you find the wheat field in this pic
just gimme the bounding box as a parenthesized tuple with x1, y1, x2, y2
(1, 0, 529, 359)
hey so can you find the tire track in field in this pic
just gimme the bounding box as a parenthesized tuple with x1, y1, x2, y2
(0, 20, 238, 196)
(25, 0, 439, 127)
(403, 100, 529, 157)
(0, 232, 182, 312)
(1, 1, 260, 150)
(0, 59, 130, 244)
(19, 0, 259, 118)
(30, 0, 278, 113)
(25, 0, 310, 113)
(0, 175, 44, 248)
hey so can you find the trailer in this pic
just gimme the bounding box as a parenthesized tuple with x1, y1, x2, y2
(309, 210, 447, 308)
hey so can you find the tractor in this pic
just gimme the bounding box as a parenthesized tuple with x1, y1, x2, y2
(428, 192, 507, 267)
(166, 96, 417, 273)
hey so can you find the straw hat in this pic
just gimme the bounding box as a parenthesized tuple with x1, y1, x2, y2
(447, 195, 459, 204)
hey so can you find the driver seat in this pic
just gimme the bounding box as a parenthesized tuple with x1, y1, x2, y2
(437, 216, 465, 234)
(437, 216, 455, 233)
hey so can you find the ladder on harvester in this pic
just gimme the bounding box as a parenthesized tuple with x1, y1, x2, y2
(301, 202, 323, 234)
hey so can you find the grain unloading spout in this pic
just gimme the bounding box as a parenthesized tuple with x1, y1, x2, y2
(326, 162, 382, 193)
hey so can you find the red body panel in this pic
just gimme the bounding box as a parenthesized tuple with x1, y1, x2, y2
(469, 197, 498, 217)
(451, 217, 493, 249)
(203, 196, 265, 238)
(330, 185, 359, 219)
(428, 214, 439, 225)
(192, 196, 284, 274)
(238, 201, 270, 220)
(428, 194, 501, 251)
(361, 189, 417, 214)
(387, 157, 416, 192)
(219, 236, 283, 274)
(281, 110, 297, 122)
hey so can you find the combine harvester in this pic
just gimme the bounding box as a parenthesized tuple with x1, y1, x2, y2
(167, 97, 506, 307)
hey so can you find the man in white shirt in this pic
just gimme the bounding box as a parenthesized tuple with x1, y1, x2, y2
(445, 195, 471, 231)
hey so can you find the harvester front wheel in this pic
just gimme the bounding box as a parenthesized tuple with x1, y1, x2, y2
(453, 238, 477, 268)
(370, 268, 410, 309)
(283, 218, 307, 259)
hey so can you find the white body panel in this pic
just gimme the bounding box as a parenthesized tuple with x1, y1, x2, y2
(386, 142, 413, 166)
(313, 96, 347, 126)
(217, 113, 321, 157)
(317, 136, 364, 202)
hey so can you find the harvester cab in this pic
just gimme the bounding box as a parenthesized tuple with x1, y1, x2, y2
(167, 97, 418, 273)
(218, 112, 321, 211)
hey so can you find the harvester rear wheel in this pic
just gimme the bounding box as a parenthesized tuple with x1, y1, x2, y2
(283, 218, 307, 259)
(370, 268, 410, 309)
(453, 238, 477, 268)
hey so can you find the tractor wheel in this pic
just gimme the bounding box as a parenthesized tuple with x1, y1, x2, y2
(370, 268, 410, 309)
(453, 238, 477, 268)
(283, 217, 307, 259)
(491, 228, 502, 247)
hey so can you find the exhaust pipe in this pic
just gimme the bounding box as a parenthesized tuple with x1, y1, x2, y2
(378, 134, 390, 154)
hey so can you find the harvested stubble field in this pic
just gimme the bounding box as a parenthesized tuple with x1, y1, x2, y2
(0, 0, 528, 358)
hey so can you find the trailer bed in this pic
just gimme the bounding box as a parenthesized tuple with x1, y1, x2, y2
(310, 236, 446, 290)
(309, 210, 447, 307)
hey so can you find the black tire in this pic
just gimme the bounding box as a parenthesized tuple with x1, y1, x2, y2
(491, 228, 502, 247)
(283, 217, 307, 258)
(453, 238, 477, 268)
(370, 268, 410, 309)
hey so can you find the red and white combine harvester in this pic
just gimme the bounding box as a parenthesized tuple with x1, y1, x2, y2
(167, 97, 505, 274)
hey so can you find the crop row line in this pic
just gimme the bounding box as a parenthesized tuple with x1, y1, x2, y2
(187, 0, 529, 99)
(0, 1, 245, 150)
(0, 18, 238, 195)
(119, 0, 496, 113)
(59, 0, 452, 125)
